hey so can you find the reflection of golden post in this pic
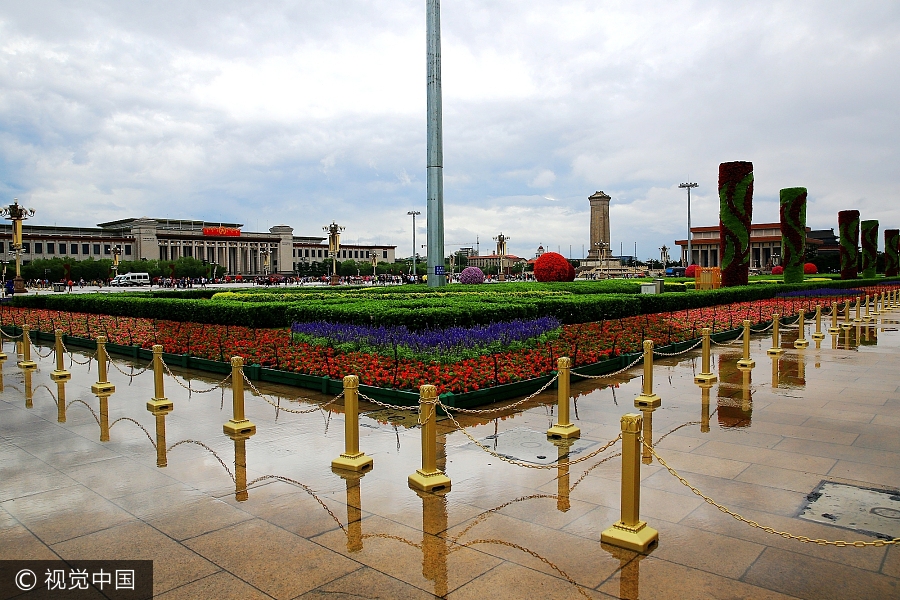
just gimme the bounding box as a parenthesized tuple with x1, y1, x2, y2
(24, 370, 33, 408)
(333, 470, 366, 552)
(741, 367, 752, 413)
(17, 324, 37, 371)
(91, 336, 116, 442)
(794, 309, 809, 348)
(694, 328, 717, 384)
(547, 357, 580, 439)
(699, 382, 712, 433)
(601, 413, 658, 552)
(233, 438, 249, 502)
(408, 385, 451, 493)
(223, 356, 256, 438)
(56, 379, 67, 423)
(332, 375, 373, 471)
(415, 488, 449, 597)
(551, 438, 574, 512)
(602, 544, 644, 599)
(737, 320, 755, 369)
(771, 356, 779, 388)
(767, 314, 783, 356)
(828, 301, 840, 335)
(812, 304, 825, 344)
(50, 330, 72, 382)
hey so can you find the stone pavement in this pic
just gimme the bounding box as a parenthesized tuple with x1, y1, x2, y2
(1, 319, 899, 598)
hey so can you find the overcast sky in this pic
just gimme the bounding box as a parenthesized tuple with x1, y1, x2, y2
(1, 1, 898, 260)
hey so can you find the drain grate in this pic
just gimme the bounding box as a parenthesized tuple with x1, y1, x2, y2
(800, 481, 900, 539)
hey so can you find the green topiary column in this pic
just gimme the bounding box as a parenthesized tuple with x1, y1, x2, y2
(885, 229, 899, 277)
(838, 210, 859, 280)
(779, 187, 807, 284)
(861, 220, 878, 278)
(718, 161, 754, 287)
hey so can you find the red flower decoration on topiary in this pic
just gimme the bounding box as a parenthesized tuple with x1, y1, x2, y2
(685, 264, 699, 278)
(771, 266, 784, 275)
(534, 252, 576, 282)
(803, 263, 818, 274)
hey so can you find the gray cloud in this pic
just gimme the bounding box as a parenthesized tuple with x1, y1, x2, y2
(0, 1, 898, 259)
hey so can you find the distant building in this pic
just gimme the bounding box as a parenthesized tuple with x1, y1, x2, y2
(675, 223, 822, 269)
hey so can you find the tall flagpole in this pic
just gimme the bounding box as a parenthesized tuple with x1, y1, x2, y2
(426, 0, 446, 287)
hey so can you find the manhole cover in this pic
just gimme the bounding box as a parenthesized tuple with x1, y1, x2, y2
(463, 427, 597, 465)
(800, 481, 900, 539)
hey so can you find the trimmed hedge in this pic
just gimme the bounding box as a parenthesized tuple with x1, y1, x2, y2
(10, 277, 898, 329)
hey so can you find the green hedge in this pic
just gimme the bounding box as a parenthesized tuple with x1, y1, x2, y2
(10, 277, 896, 329)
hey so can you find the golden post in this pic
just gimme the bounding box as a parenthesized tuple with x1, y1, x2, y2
(17, 324, 36, 371)
(50, 330, 72, 382)
(601, 413, 659, 552)
(0, 327, 7, 363)
(841, 299, 853, 330)
(812, 304, 825, 342)
(737, 320, 755, 369)
(332, 375, 373, 472)
(548, 357, 580, 439)
(146, 345, 174, 466)
(794, 309, 809, 349)
(408, 384, 451, 493)
(767, 314, 784, 356)
(873, 293, 881, 316)
(864, 294, 872, 322)
(91, 337, 115, 442)
(694, 328, 717, 384)
(853, 297, 862, 323)
(634, 340, 660, 466)
(829, 301, 840, 335)
(223, 356, 256, 438)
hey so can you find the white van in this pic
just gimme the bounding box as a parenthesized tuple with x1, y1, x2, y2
(111, 272, 151, 287)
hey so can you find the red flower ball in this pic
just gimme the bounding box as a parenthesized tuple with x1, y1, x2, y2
(685, 264, 699, 278)
(771, 266, 784, 275)
(803, 263, 818, 274)
(534, 252, 576, 282)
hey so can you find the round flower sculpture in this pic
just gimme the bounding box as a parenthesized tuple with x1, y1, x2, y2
(459, 266, 485, 284)
(534, 252, 576, 282)
(803, 263, 818, 275)
(771, 266, 784, 275)
(684, 264, 699, 278)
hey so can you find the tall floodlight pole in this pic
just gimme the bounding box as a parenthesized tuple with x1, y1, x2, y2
(408, 210, 420, 280)
(426, 0, 446, 287)
(679, 182, 698, 266)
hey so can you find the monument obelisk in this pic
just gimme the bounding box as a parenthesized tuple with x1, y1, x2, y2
(587, 191, 611, 261)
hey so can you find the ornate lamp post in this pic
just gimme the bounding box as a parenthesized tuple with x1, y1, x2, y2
(111, 244, 122, 279)
(323, 222, 345, 285)
(595, 240, 610, 279)
(494, 233, 509, 282)
(370, 249, 378, 283)
(1, 199, 36, 293)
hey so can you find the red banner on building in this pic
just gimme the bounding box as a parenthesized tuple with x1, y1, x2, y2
(203, 226, 241, 237)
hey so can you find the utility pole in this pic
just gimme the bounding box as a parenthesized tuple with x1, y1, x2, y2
(679, 182, 698, 266)
(426, 0, 446, 286)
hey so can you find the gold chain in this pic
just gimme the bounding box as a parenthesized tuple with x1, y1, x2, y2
(644, 441, 899, 547)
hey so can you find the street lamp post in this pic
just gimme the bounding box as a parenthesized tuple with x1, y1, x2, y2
(679, 182, 698, 267)
(370, 249, 378, 283)
(1, 198, 36, 294)
(323, 222, 345, 285)
(260, 247, 272, 277)
(595, 241, 609, 279)
(112, 245, 122, 279)
(407, 211, 420, 282)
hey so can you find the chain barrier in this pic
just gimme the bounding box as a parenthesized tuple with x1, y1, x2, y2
(361, 533, 421, 549)
(654, 338, 703, 356)
(440, 400, 622, 469)
(644, 441, 900, 547)
(711, 331, 745, 346)
(59, 340, 95, 366)
(34, 384, 58, 403)
(109, 417, 157, 449)
(241, 474, 346, 531)
(107, 358, 153, 378)
(437, 372, 560, 415)
(572, 354, 644, 379)
(242, 373, 344, 414)
(167, 439, 235, 481)
(65, 399, 101, 427)
(0, 326, 24, 339)
(356, 391, 418, 413)
(160, 358, 232, 394)
(32, 345, 53, 359)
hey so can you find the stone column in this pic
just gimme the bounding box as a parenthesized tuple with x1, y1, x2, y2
(588, 191, 611, 260)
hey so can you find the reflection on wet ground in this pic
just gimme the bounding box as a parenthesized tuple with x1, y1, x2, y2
(2, 316, 900, 599)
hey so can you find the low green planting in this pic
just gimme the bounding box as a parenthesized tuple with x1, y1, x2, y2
(9, 277, 896, 329)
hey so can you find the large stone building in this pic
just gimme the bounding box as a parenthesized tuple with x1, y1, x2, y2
(0, 217, 396, 276)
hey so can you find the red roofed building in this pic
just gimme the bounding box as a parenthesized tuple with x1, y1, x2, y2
(675, 223, 822, 271)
